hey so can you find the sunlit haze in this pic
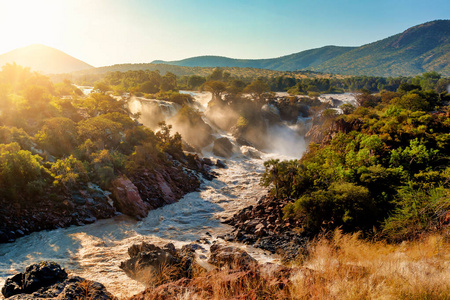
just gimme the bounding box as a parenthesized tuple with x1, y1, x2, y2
(1, 0, 449, 67)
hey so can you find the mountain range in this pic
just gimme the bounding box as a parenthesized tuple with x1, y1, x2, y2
(0, 44, 93, 74)
(153, 20, 450, 77)
(0, 20, 448, 77)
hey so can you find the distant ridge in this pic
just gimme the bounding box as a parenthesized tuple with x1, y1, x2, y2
(0, 44, 94, 74)
(152, 20, 450, 77)
(152, 46, 355, 71)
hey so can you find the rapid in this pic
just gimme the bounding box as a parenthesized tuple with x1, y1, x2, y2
(0, 91, 308, 298)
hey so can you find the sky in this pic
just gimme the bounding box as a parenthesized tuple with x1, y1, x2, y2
(0, 0, 448, 67)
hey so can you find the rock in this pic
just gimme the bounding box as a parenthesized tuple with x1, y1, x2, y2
(155, 173, 176, 203)
(216, 159, 226, 169)
(241, 147, 261, 159)
(129, 278, 193, 300)
(202, 157, 214, 166)
(208, 244, 257, 269)
(223, 195, 309, 262)
(111, 176, 149, 219)
(1, 262, 114, 299)
(72, 195, 86, 205)
(3, 272, 116, 299)
(235, 136, 253, 147)
(120, 242, 200, 286)
(212, 137, 234, 158)
(2, 261, 67, 298)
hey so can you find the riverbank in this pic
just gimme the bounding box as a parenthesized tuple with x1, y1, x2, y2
(0, 155, 279, 298)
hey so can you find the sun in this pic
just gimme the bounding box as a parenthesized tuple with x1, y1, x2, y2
(0, 0, 68, 51)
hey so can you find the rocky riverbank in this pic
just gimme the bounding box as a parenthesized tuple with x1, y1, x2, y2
(0, 154, 218, 244)
(1, 262, 116, 299)
(221, 195, 311, 261)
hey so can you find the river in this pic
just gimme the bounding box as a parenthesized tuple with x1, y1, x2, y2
(0, 90, 309, 298)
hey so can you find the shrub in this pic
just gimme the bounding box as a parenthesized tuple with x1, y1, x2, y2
(51, 155, 88, 188)
(0, 142, 47, 199)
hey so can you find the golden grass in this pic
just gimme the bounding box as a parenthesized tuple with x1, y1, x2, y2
(130, 230, 449, 299)
(290, 230, 450, 300)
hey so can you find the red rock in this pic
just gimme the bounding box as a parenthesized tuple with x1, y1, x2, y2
(111, 176, 149, 219)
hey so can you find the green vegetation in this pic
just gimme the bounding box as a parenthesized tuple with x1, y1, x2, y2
(263, 73, 450, 241)
(0, 64, 188, 205)
(149, 20, 450, 77)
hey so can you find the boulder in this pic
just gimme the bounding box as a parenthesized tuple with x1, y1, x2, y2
(208, 244, 257, 269)
(120, 242, 200, 286)
(241, 146, 262, 159)
(2, 261, 67, 298)
(1, 262, 116, 300)
(216, 159, 227, 169)
(111, 176, 149, 219)
(212, 137, 234, 158)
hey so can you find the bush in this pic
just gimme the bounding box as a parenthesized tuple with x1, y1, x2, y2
(35, 117, 78, 157)
(285, 182, 374, 232)
(383, 186, 450, 241)
(0, 143, 47, 199)
(51, 155, 88, 188)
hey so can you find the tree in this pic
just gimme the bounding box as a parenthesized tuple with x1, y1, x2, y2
(93, 82, 110, 94)
(203, 81, 227, 101)
(187, 75, 206, 90)
(160, 72, 177, 92)
(79, 92, 127, 116)
(35, 117, 78, 157)
(0, 142, 46, 199)
(243, 80, 271, 103)
(208, 68, 223, 81)
(261, 159, 281, 198)
(355, 89, 378, 107)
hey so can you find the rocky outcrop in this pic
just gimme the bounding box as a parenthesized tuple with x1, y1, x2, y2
(130, 166, 201, 212)
(212, 137, 234, 158)
(221, 196, 309, 261)
(111, 176, 150, 219)
(208, 244, 257, 269)
(0, 153, 212, 243)
(120, 242, 200, 286)
(241, 146, 262, 159)
(128, 247, 297, 300)
(0, 185, 116, 243)
(1, 262, 116, 299)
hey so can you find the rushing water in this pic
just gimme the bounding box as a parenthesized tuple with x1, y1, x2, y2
(0, 91, 311, 298)
(0, 154, 283, 298)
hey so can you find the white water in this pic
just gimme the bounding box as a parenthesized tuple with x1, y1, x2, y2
(0, 90, 309, 298)
(0, 156, 281, 298)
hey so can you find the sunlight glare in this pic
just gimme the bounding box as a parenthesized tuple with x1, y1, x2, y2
(2, 0, 68, 49)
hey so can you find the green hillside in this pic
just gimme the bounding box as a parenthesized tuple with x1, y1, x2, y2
(151, 20, 450, 77)
(311, 20, 450, 76)
(152, 46, 354, 71)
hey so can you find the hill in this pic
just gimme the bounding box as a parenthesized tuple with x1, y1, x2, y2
(0, 44, 94, 74)
(152, 46, 355, 71)
(152, 20, 450, 77)
(311, 20, 450, 76)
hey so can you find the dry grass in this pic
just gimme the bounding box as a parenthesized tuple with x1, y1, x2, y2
(290, 230, 450, 300)
(131, 230, 449, 299)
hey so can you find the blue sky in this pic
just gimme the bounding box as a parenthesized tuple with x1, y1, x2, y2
(0, 0, 448, 66)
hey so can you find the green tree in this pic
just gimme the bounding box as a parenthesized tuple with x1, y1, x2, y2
(243, 80, 271, 103)
(0, 143, 46, 199)
(35, 117, 78, 157)
(203, 81, 227, 101)
(187, 75, 206, 90)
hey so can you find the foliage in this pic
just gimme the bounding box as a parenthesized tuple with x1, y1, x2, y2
(50, 155, 88, 188)
(382, 186, 450, 241)
(35, 117, 78, 157)
(0, 143, 47, 199)
(264, 81, 450, 239)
